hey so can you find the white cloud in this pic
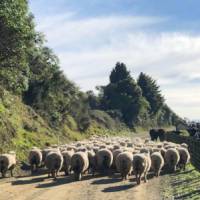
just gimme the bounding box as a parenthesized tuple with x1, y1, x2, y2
(33, 13, 200, 120)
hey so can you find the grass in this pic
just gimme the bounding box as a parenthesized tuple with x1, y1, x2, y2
(162, 164, 200, 200)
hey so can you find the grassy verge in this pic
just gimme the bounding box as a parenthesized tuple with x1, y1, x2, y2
(162, 164, 200, 200)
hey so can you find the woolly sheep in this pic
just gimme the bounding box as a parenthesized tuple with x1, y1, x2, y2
(71, 152, 89, 181)
(0, 152, 16, 178)
(112, 149, 123, 168)
(132, 153, 150, 185)
(62, 150, 74, 175)
(96, 149, 113, 173)
(165, 148, 180, 172)
(181, 143, 188, 149)
(28, 148, 42, 174)
(115, 152, 133, 180)
(45, 151, 63, 179)
(150, 152, 164, 177)
(177, 147, 190, 171)
(87, 150, 97, 176)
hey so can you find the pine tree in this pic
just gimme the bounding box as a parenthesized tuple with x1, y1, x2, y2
(102, 63, 149, 126)
(138, 72, 164, 115)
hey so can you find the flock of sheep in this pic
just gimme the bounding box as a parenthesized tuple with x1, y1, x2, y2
(0, 135, 190, 185)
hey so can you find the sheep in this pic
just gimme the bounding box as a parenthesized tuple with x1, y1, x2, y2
(177, 147, 190, 171)
(112, 149, 123, 169)
(160, 148, 166, 160)
(42, 148, 53, 164)
(140, 148, 149, 154)
(28, 148, 42, 174)
(132, 153, 151, 185)
(96, 149, 113, 174)
(87, 150, 97, 176)
(71, 152, 89, 181)
(45, 151, 63, 179)
(115, 152, 133, 180)
(0, 152, 16, 178)
(62, 150, 74, 176)
(150, 152, 164, 177)
(165, 148, 180, 172)
(181, 143, 188, 150)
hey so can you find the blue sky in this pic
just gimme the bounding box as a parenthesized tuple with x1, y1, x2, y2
(29, 0, 200, 120)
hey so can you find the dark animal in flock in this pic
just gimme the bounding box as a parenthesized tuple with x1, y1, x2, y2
(158, 129, 166, 142)
(149, 129, 166, 142)
(149, 129, 158, 141)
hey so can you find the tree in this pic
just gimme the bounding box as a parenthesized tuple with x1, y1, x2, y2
(101, 63, 149, 127)
(110, 62, 131, 83)
(0, 0, 36, 94)
(138, 72, 164, 115)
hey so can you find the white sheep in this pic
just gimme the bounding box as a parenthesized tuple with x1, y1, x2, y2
(177, 147, 190, 171)
(112, 149, 123, 169)
(28, 147, 42, 174)
(151, 152, 164, 177)
(87, 150, 97, 176)
(45, 151, 63, 179)
(71, 152, 89, 181)
(165, 148, 180, 172)
(0, 152, 16, 178)
(96, 149, 113, 173)
(132, 153, 151, 185)
(62, 150, 74, 175)
(115, 151, 133, 180)
(180, 143, 188, 149)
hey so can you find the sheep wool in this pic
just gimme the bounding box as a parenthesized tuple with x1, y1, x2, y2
(62, 150, 74, 175)
(28, 148, 42, 173)
(96, 149, 113, 172)
(116, 151, 133, 180)
(165, 148, 180, 172)
(71, 152, 89, 181)
(0, 152, 16, 178)
(45, 151, 63, 179)
(177, 147, 190, 171)
(151, 152, 164, 177)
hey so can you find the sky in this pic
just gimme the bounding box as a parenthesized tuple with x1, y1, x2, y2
(29, 0, 200, 120)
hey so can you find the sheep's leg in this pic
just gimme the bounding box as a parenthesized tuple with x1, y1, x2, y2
(31, 165, 34, 174)
(138, 173, 142, 184)
(10, 170, 13, 177)
(48, 171, 51, 178)
(65, 169, 69, 176)
(144, 172, 148, 183)
(135, 173, 138, 184)
(36, 164, 38, 172)
(174, 165, 176, 172)
(2, 170, 6, 178)
(157, 170, 160, 177)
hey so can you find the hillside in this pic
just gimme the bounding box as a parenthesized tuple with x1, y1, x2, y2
(0, 85, 128, 159)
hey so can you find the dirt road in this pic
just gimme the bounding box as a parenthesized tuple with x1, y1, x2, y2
(0, 172, 166, 200)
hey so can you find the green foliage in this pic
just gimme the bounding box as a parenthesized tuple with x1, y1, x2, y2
(0, 0, 35, 94)
(163, 164, 200, 200)
(100, 63, 150, 127)
(138, 72, 164, 115)
(110, 62, 131, 83)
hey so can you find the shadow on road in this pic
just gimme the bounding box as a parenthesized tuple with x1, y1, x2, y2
(12, 177, 46, 185)
(36, 176, 73, 188)
(102, 183, 136, 193)
(91, 177, 121, 185)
